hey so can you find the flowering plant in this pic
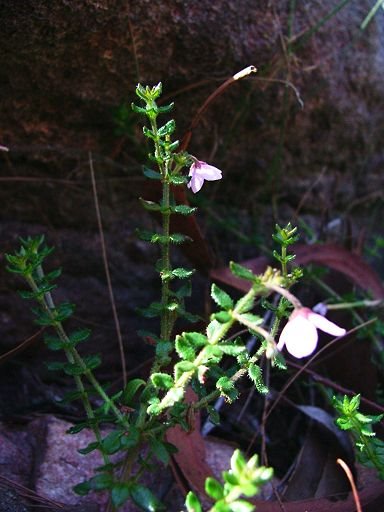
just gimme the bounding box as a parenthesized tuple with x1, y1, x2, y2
(5, 82, 360, 511)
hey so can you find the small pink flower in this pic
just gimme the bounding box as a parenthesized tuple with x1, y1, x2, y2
(277, 307, 346, 359)
(187, 160, 222, 193)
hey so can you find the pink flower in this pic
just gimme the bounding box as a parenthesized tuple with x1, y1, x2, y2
(277, 307, 346, 359)
(187, 160, 222, 193)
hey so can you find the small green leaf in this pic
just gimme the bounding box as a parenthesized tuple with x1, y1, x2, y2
(161, 267, 195, 281)
(149, 438, 177, 464)
(166, 140, 180, 152)
(222, 471, 239, 486)
(155, 340, 173, 363)
(179, 309, 201, 323)
(175, 335, 196, 361)
(142, 125, 156, 140)
(349, 394, 361, 412)
(68, 328, 91, 346)
(101, 431, 122, 454)
(336, 418, 353, 430)
(139, 301, 163, 318)
(157, 102, 174, 114)
(202, 345, 223, 364)
(139, 198, 162, 211)
(185, 491, 202, 512)
(213, 311, 232, 323)
(67, 421, 91, 434)
(167, 174, 187, 185)
(231, 449, 247, 476)
(207, 319, 224, 342)
(356, 412, 374, 424)
(83, 354, 101, 370)
(121, 378, 146, 406)
(174, 361, 196, 380)
(131, 102, 147, 114)
(205, 477, 224, 500)
(46, 361, 66, 372)
(158, 119, 176, 137)
(230, 262, 255, 281)
(147, 398, 162, 416)
(74, 473, 113, 494)
(55, 302, 76, 322)
(361, 427, 376, 437)
(130, 483, 165, 511)
(237, 313, 263, 328)
(211, 284, 234, 310)
(173, 281, 192, 299)
(235, 295, 255, 314)
(271, 351, 287, 370)
(78, 441, 100, 455)
(151, 372, 174, 390)
(169, 233, 192, 244)
(248, 364, 268, 394)
(218, 343, 246, 357)
(73, 480, 92, 496)
(142, 166, 162, 180)
(111, 482, 131, 507)
(183, 332, 208, 347)
(216, 377, 238, 402)
(170, 204, 197, 215)
(44, 334, 65, 351)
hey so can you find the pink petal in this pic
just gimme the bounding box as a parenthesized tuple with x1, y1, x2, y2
(307, 312, 346, 337)
(197, 163, 222, 181)
(188, 162, 198, 177)
(278, 315, 318, 358)
(187, 174, 204, 193)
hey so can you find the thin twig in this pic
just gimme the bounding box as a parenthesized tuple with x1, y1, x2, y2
(180, 65, 257, 151)
(337, 458, 362, 512)
(0, 328, 44, 364)
(89, 152, 127, 386)
(0, 475, 64, 508)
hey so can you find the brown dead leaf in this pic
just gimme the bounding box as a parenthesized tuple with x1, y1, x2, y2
(165, 389, 213, 498)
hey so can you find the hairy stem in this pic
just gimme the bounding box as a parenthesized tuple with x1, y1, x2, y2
(26, 273, 129, 429)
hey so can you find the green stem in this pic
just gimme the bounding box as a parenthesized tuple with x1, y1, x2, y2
(160, 176, 171, 341)
(350, 418, 382, 471)
(148, 114, 173, 343)
(27, 273, 129, 429)
(281, 246, 287, 278)
(326, 299, 383, 310)
(26, 275, 112, 465)
(360, 0, 384, 30)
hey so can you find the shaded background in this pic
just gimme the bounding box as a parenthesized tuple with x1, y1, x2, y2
(1, 0, 383, 353)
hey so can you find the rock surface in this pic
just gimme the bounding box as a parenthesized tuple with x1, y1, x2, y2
(0, 0, 383, 202)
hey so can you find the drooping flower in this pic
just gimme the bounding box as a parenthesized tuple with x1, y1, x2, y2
(187, 159, 222, 193)
(277, 307, 346, 359)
